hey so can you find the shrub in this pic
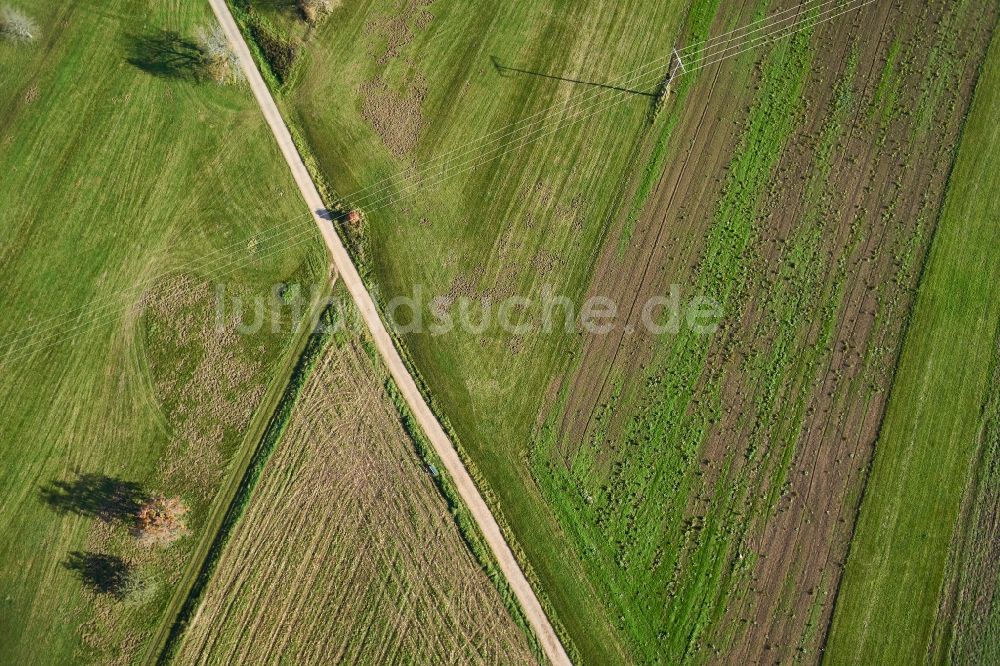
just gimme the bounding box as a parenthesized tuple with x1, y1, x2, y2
(135, 495, 188, 546)
(0, 6, 38, 43)
(298, 0, 340, 24)
(246, 12, 297, 83)
(195, 24, 243, 85)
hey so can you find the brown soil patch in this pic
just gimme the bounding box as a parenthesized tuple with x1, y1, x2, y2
(359, 0, 434, 157)
(359, 75, 427, 158)
(365, 0, 434, 65)
(143, 276, 267, 501)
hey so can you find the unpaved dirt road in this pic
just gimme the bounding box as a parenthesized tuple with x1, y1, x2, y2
(207, 1, 571, 663)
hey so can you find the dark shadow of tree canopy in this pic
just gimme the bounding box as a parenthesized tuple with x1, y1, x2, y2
(125, 30, 204, 80)
(63, 552, 132, 598)
(40, 472, 148, 523)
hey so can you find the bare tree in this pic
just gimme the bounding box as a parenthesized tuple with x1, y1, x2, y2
(298, 0, 340, 24)
(0, 6, 38, 43)
(135, 494, 188, 546)
(195, 24, 243, 85)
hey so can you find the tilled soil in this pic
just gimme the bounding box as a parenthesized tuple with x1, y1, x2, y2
(543, 0, 997, 661)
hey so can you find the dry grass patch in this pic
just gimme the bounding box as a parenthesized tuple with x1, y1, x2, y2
(174, 328, 536, 664)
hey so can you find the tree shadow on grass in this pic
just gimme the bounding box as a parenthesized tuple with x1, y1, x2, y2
(40, 472, 148, 524)
(125, 30, 204, 80)
(63, 552, 132, 598)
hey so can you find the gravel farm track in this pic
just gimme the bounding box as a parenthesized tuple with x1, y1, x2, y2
(206, 0, 571, 663)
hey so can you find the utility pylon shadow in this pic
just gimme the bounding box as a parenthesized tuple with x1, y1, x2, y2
(490, 56, 656, 97)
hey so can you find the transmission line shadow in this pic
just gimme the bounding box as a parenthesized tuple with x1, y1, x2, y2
(489, 56, 655, 97)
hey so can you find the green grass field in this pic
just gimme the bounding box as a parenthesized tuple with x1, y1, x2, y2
(0, 1, 326, 662)
(825, 22, 1000, 664)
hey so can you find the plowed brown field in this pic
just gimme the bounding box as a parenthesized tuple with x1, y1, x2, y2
(546, 0, 997, 661)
